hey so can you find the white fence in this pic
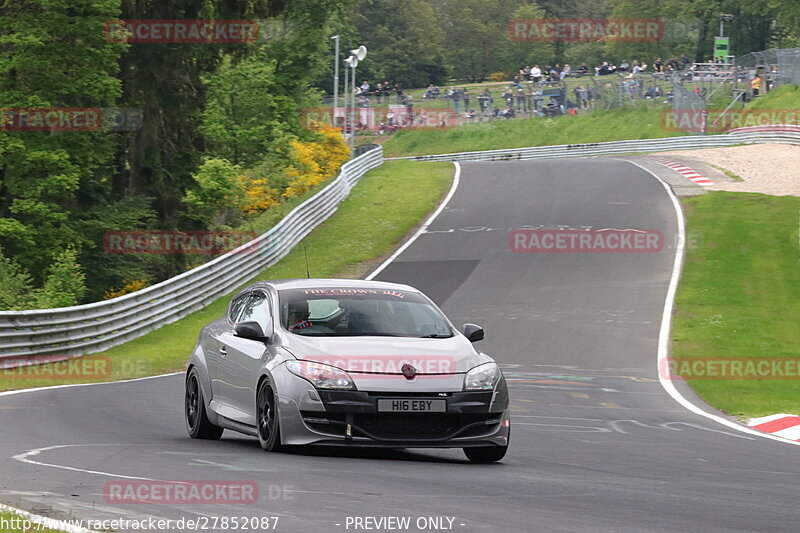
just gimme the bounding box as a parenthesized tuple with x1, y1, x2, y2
(387, 130, 800, 162)
(0, 147, 384, 364)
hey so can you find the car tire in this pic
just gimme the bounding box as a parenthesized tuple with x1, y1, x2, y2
(185, 368, 224, 440)
(257, 379, 283, 452)
(463, 445, 508, 463)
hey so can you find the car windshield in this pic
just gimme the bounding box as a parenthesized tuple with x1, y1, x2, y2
(278, 287, 454, 338)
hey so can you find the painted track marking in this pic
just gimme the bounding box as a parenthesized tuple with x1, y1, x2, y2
(650, 156, 714, 185)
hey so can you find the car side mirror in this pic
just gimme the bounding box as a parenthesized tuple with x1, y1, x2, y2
(235, 321, 272, 343)
(462, 323, 484, 343)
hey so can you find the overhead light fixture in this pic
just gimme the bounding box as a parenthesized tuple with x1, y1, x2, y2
(351, 45, 367, 61)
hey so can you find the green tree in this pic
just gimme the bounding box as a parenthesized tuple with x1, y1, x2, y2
(352, 0, 447, 88)
(0, 0, 125, 284)
(506, 3, 556, 75)
(201, 0, 342, 168)
(183, 158, 247, 227)
(0, 247, 34, 311)
(33, 247, 87, 308)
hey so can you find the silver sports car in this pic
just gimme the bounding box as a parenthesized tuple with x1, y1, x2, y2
(185, 279, 510, 462)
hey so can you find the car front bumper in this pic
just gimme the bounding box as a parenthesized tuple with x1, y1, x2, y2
(276, 371, 510, 448)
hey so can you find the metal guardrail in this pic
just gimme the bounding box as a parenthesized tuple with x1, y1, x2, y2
(387, 130, 800, 163)
(0, 147, 384, 362)
(6, 130, 800, 363)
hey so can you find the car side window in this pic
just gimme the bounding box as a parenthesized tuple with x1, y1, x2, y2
(228, 294, 250, 323)
(238, 292, 271, 333)
(307, 299, 341, 320)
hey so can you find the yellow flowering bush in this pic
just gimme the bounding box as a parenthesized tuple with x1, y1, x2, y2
(104, 278, 150, 300)
(240, 174, 280, 215)
(282, 123, 350, 199)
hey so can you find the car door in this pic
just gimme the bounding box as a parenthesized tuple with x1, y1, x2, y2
(221, 291, 275, 423)
(207, 293, 250, 407)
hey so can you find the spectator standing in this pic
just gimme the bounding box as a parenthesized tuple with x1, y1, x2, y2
(502, 86, 513, 106)
(477, 93, 490, 113)
(530, 64, 542, 86)
(406, 94, 415, 123)
(463, 88, 470, 111)
(453, 88, 463, 113)
(751, 74, 762, 97)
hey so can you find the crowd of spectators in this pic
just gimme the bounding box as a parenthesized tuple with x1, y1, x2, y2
(345, 53, 770, 135)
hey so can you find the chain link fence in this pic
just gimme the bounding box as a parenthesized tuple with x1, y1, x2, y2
(733, 47, 800, 89)
(776, 48, 800, 85)
(671, 73, 707, 135)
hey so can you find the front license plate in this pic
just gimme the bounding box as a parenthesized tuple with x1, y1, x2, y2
(377, 399, 447, 413)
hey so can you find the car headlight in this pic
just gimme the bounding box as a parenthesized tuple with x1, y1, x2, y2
(286, 360, 357, 390)
(464, 362, 501, 391)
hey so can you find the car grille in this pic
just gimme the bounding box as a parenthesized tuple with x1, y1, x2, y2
(302, 412, 502, 441)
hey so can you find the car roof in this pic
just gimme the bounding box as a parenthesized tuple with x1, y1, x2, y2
(249, 278, 421, 293)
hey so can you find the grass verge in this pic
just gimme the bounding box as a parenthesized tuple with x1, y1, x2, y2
(0, 161, 454, 393)
(381, 83, 800, 158)
(710, 164, 744, 182)
(746, 84, 800, 109)
(673, 191, 800, 418)
(382, 106, 689, 157)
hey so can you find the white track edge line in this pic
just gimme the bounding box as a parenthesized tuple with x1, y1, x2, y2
(625, 159, 800, 447)
(365, 162, 461, 280)
(0, 372, 182, 398)
(0, 503, 99, 533)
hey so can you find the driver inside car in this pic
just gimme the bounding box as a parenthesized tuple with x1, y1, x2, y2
(287, 301, 313, 331)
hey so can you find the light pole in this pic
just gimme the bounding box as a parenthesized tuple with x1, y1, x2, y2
(344, 55, 357, 153)
(347, 46, 367, 153)
(331, 35, 340, 124)
(719, 13, 734, 37)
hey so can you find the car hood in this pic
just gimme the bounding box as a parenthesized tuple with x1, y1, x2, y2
(281, 334, 491, 374)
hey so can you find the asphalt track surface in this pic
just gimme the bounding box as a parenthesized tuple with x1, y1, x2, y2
(1, 159, 799, 533)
